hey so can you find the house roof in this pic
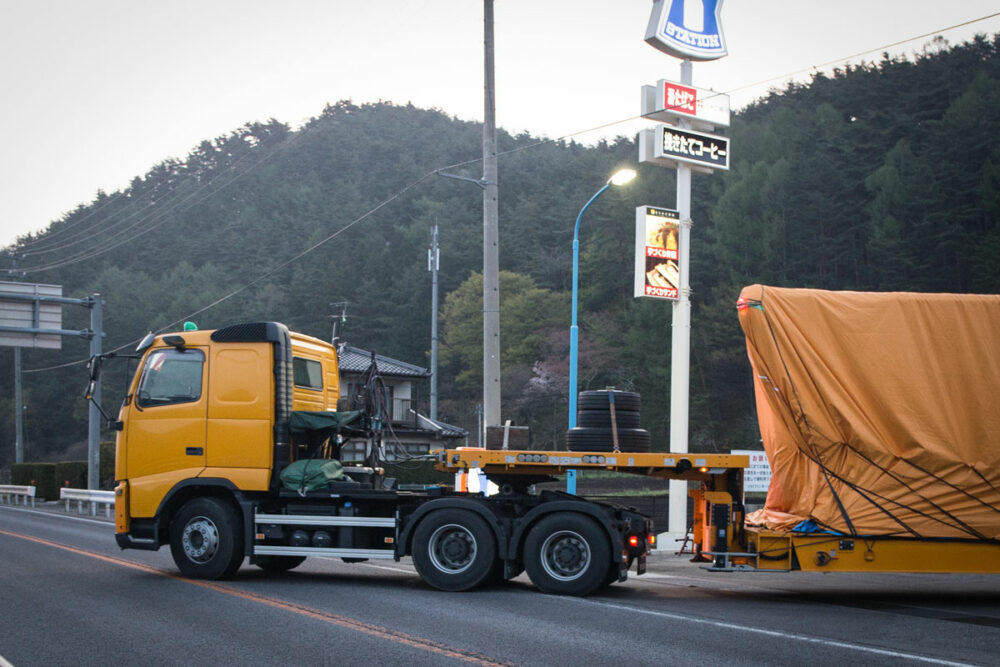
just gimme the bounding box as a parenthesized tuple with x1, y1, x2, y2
(414, 412, 468, 439)
(338, 345, 430, 379)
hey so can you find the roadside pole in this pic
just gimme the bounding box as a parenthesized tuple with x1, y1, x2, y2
(668, 60, 694, 542)
(87, 295, 103, 490)
(641, 0, 730, 543)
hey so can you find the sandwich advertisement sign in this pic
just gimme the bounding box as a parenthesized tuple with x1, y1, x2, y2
(635, 206, 680, 300)
(645, 0, 727, 61)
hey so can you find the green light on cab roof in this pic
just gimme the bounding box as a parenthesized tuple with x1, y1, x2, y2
(183, 321, 198, 331)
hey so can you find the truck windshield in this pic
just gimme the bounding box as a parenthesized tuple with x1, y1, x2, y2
(137, 348, 205, 407)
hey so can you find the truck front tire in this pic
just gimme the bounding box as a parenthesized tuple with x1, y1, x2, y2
(412, 509, 497, 592)
(524, 512, 611, 596)
(169, 497, 244, 580)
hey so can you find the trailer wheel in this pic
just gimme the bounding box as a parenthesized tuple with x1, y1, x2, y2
(255, 555, 306, 573)
(524, 513, 610, 596)
(412, 509, 497, 592)
(169, 497, 244, 580)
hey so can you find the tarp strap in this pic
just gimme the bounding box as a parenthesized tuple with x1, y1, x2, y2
(971, 466, 1000, 501)
(795, 447, 918, 537)
(840, 442, 988, 540)
(901, 458, 1000, 516)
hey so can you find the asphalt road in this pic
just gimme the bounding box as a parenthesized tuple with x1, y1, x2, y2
(1, 503, 998, 666)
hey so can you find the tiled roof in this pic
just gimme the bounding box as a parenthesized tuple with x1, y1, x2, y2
(338, 345, 430, 378)
(415, 413, 468, 438)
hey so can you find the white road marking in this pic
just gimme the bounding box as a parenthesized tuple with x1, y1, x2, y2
(0, 505, 113, 527)
(569, 597, 972, 666)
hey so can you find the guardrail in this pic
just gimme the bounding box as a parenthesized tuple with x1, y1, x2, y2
(0, 485, 36, 507)
(60, 488, 115, 517)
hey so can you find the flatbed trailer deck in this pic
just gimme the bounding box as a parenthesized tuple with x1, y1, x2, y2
(437, 448, 749, 482)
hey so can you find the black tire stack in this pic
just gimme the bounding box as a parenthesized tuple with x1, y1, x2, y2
(565, 390, 651, 452)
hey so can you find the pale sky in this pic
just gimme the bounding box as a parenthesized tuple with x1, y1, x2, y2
(2, 1, 999, 249)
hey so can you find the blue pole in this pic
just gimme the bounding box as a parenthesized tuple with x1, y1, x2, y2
(567, 182, 610, 495)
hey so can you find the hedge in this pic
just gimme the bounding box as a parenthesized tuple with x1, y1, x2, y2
(10, 440, 118, 497)
(54, 462, 87, 490)
(11, 463, 57, 500)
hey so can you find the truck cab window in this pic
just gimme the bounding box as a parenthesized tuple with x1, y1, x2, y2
(137, 349, 205, 407)
(293, 357, 323, 391)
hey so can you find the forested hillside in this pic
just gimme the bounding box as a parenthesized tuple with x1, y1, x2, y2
(3, 35, 999, 465)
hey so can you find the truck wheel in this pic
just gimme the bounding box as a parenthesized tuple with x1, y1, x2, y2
(255, 555, 306, 572)
(169, 497, 244, 580)
(412, 509, 497, 592)
(524, 513, 610, 596)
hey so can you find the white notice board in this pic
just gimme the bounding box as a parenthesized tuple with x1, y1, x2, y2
(731, 449, 771, 494)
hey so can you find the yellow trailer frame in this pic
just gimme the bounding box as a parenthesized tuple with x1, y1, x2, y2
(726, 527, 1000, 574)
(437, 447, 1000, 575)
(436, 447, 748, 482)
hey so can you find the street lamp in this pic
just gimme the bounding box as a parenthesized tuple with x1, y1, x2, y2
(568, 168, 637, 430)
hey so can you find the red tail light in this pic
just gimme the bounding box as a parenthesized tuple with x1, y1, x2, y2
(628, 535, 640, 548)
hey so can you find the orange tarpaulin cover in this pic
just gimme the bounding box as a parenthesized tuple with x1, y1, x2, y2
(738, 285, 1000, 539)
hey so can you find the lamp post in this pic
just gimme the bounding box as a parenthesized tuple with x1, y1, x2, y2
(566, 168, 635, 494)
(568, 168, 637, 429)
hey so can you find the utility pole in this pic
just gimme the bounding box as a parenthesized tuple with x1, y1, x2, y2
(482, 0, 501, 436)
(87, 294, 103, 489)
(14, 346, 24, 464)
(428, 224, 440, 420)
(330, 301, 348, 347)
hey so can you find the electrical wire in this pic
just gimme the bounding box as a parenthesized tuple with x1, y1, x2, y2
(726, 10, 1000, 98)
(13, 148, 264, 258)
(22, 15, 1000, 369)
(19, 13, 999, 270)
(18, 133, 312, 272)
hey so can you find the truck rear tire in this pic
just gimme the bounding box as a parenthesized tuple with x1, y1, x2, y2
(524, 512, 611, 596)
(169, 497, 244, 580)
(411, 509, 498, 592)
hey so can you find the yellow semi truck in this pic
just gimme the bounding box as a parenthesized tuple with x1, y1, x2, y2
(89, 321, 658, 596)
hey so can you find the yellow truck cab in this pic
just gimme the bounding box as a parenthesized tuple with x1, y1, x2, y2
(115, 323, 341, 533)
(106, 321, 655, 595)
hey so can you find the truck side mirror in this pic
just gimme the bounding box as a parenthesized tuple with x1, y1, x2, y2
(136, 332, 156, 353)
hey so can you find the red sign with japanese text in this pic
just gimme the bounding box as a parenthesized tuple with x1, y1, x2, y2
(663, 82, 697, 115)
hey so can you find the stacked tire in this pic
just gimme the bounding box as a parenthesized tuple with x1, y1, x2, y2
(566, 390, 651, 452)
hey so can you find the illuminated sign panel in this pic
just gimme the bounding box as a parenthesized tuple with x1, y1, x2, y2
(639, 125, 730, 171)
(634, 206, 680, 301)
(641, 79, 730, 129)
(645, 0, 727, 61)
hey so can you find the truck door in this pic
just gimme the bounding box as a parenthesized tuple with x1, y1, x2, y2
(125, 346, 208, 518)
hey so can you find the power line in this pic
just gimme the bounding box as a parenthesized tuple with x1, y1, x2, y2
(18, 133, 310, 272)
(24, 168, 439, 373)
(728, 10, 1000, 97)
(23, 16, 999, 370)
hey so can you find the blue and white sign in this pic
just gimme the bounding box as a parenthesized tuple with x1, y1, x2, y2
(645, 0, 727, 61)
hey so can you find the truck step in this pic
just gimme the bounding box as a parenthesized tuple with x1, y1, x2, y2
(253, 545, 396, 559)
(255, 513, 395, 528)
